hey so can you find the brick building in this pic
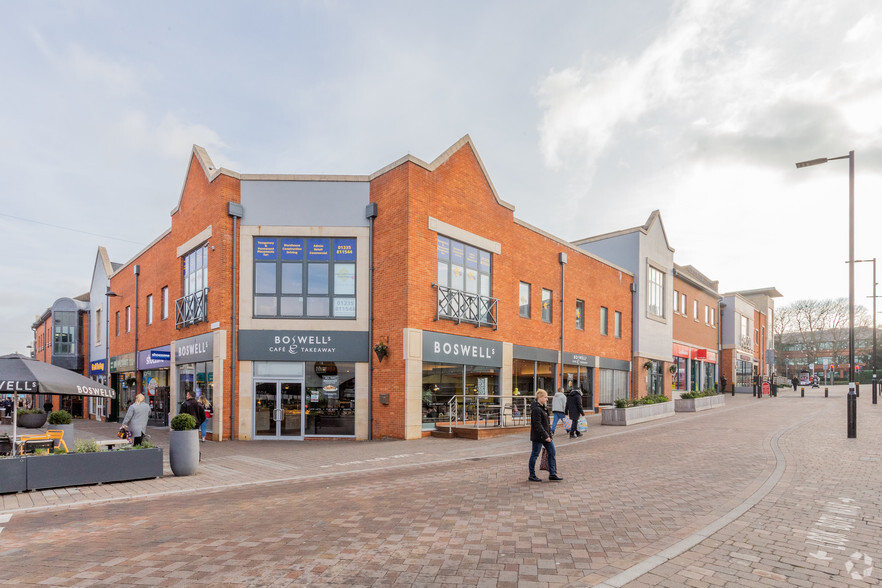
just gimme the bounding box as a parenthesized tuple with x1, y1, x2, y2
(671, 264, 720, 393)
(719, 288, 780, 393)
(92, 136, 634, 441)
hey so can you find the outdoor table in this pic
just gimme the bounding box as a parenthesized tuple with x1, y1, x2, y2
(98, 439, 131, 451)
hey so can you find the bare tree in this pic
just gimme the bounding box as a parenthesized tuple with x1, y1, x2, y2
(779, 298, 870, 370)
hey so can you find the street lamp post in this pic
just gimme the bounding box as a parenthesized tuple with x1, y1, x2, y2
(105, 287, 118, 392)
(854, 259, 877, 402)
(796, 151, 855, 386)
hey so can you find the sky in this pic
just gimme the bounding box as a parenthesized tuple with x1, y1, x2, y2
(2, 0, 882, 354)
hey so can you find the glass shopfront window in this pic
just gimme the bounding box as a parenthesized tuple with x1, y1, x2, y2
(421, 362, 499, 429)
(305, 362, 355, 436)
(736, 360, 752, 388)
(561, 364, 594, 411)
(673, 357, 687, 391)
(178, 362, 213, 431)
(705, 362, 717, 391)
(512, 359, 556, 397)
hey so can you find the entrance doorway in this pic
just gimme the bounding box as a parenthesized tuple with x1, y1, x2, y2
(254, 380, 303, 439)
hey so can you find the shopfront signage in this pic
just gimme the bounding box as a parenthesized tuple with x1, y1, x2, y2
(563, 352, 595, 367)
(738, 353, 752, 362)
(239, 330, 370, 362)
(109, 353, 135, 373)
(174, 333, 214, 364)
(90, 360, 106, 375)
(693, 349, 717, 363)
(422, 331, 502, 367)
(138, 346, 171, 370)
(672, 343, 692, 358)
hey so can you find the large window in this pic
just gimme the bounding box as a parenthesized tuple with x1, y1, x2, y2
(512, 359, 556, 397)
(600, 306, 608, 335)
(254, 237, 356, 319)
(647, 265, 664, 317)
(183, 245, 208, 298)
(53, 311, 76, 355)
(542, 289, 553, 323)
(306, 362, 355, 435)
(519, 282, 531, 318)
(575, 299, 584, 330)
(437, 236, 492, 298)
(422, 362, 500, 429)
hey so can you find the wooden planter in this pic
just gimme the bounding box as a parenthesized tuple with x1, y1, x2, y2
(675, 395, 726, 412)
(0, 448, 164, 493)
(0, 457, 28, 493)
(601, 401, 674, 426)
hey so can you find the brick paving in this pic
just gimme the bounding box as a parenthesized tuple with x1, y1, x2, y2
(1, 387, 880, 586)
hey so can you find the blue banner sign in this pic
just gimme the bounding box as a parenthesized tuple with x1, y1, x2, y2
(307, 238, 331, 260)
(281, 238, 304, 260)
(255, 238, 277, 260)
(334, 238, 356, 261)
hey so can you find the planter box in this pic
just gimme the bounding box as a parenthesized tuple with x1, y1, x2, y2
(601, 401, 674, 426)
(24, 448, 163, 491)
(675, 395, 726, 412)
(0, 457, 28, 493)
(18, 412, 47, 428)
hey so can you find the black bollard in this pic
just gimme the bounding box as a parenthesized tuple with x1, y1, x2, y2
(873, 377, 878, 405)
(825, 387, 829, 398)
(847, 387, 857, 438)
(801, 387, 804, 397)
(856, 382, 860, 398)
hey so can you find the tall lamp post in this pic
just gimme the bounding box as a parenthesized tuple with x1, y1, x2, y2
(105, 287, 118, 395)
(854, 258, 878, 402)
(796, 151, 855, 385)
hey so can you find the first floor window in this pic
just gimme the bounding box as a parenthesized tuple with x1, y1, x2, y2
(600, 306, 608, 335)
(575, 299, 584, 329)
(161, 287, 169, 320)
(614, 311, 622, 338)
(542, 289, 553, 323)
(647, 265, 664, 317)
(147, 294, 153, 325)
(125, 306, 131, 333)
(115, 311, 120, 336)
(519, 282, 531, 318)
(253, 237, 356, 319)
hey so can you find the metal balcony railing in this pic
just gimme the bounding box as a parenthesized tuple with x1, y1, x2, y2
(175, 288, 208, 329)
(433, 284, 498, 329)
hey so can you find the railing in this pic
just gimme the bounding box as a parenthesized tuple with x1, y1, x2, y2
(434, 284, 498, 329)
(175, 288, 208, 329)
(445, 393, 535, 429)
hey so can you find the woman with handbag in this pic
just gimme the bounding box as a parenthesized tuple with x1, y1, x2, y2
(121, 393, 149, 446)
(528, 389, 562, 482)
(566, 388, 584, 438)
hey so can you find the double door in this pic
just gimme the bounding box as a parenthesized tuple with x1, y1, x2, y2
(254, 380, 303, 439)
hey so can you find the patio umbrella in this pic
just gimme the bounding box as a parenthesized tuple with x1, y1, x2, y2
(0, 353, 115, 449)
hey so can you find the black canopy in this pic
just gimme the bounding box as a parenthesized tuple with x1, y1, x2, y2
(0, 354, 115, 399)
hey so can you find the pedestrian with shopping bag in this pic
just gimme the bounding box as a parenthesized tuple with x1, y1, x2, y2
(550, 387, 567, 435)
(566, 387, 584, 438)
(528, 389, 562, 482)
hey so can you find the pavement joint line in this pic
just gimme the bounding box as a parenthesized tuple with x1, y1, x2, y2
(0, 396, 785, 518)
(586, 406, 824, 588)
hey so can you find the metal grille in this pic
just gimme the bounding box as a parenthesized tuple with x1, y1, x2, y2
(435, 284, 498, 329)
(175, 288, 208, 329)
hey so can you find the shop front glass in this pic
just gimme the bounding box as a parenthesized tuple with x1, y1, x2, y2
(561, 365, 594, 411)
(421, 362, 499, 429)
(512, 359, 556, 397)
(142, 369, 169, 426)
(736, 359, 752, 388)
(113, 371, 137, 418)
(178, 362, 213, 432)
(305, 362, 355, 436)
(705, 362, 717, 391)
(673, 357, 687, 391)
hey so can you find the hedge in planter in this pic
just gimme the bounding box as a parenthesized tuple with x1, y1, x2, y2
(675, 390, 725, 412)
(602, 395, 674, 426)
(47, 410, 74, 450)
(17, 408, 47, 429)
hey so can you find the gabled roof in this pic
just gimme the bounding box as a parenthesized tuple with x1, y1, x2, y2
(369, 134, 515, 212)
(572, 209, 675, 253)
(89, 246, 116, 291)
(733, 287, 783, 298)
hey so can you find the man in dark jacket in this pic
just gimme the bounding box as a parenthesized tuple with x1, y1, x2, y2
(180, 391, 206, 428)
(566, 388, 584, 438)
(528, 389, 562, 482)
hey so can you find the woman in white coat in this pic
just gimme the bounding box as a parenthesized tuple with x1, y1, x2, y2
(121, 393, 150, 445)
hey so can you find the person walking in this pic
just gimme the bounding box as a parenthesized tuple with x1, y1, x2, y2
(121, 393, 150, 446)
(550, 387, 567, 435)
(566, 387, 584, 438)
(197, 394, 213, 442)
(528, 389, 562, 482)
(720, 375, 727, 393)
(43, 399, 53, 413)
(791, 375, 798, 391)
(180, 391, 206, 431)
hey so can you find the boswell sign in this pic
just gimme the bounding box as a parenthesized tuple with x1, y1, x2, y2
(239, 330, 370, 362)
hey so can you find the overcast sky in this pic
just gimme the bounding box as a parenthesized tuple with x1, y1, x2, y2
(2, 0, 882, 354)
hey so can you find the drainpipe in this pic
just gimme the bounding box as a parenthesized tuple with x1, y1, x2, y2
(228, 202, 244, 441)
(559, 252, 567, 389)
(366, 202, 378, 440)
(629, 281, 637, 400)
(133, 264, 140, 396)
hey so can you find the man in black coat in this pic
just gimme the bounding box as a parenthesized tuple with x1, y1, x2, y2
(566, 388, 585, 438)
(528, 389, 562, 482)
(180, 391, 206, 428)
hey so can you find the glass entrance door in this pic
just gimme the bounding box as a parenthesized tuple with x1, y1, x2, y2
(254, 380, 303, 439)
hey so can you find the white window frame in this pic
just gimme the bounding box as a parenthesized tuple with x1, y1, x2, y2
(161, 286, 169, 320)
(147, 294, 153, 325)
(646, 264, 665, 318)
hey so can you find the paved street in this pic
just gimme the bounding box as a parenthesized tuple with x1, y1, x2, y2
(1, 386, 881, 586)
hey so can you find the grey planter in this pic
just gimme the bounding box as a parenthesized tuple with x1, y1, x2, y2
(675, 395, 726, 412)
(0, 457, 28, 493)
(18, 412, 47, 428)
(601, 401, 675, 426)
(24, 448, 163, 491)
(169, 429, 199, 476)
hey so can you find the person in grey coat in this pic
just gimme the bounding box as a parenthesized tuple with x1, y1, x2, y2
(121, 393, 150, 445)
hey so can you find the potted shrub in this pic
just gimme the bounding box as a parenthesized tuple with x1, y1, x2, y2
(675, 389, 725, 412)
(47, 409, 73, 450)
(601, 394, 674, 426)
(169, 413, 199, 476)
(17, 408, 47, 429)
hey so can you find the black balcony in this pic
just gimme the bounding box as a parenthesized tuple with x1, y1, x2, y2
(434, 284, 498, 330)
(175, 288, 208, 329)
